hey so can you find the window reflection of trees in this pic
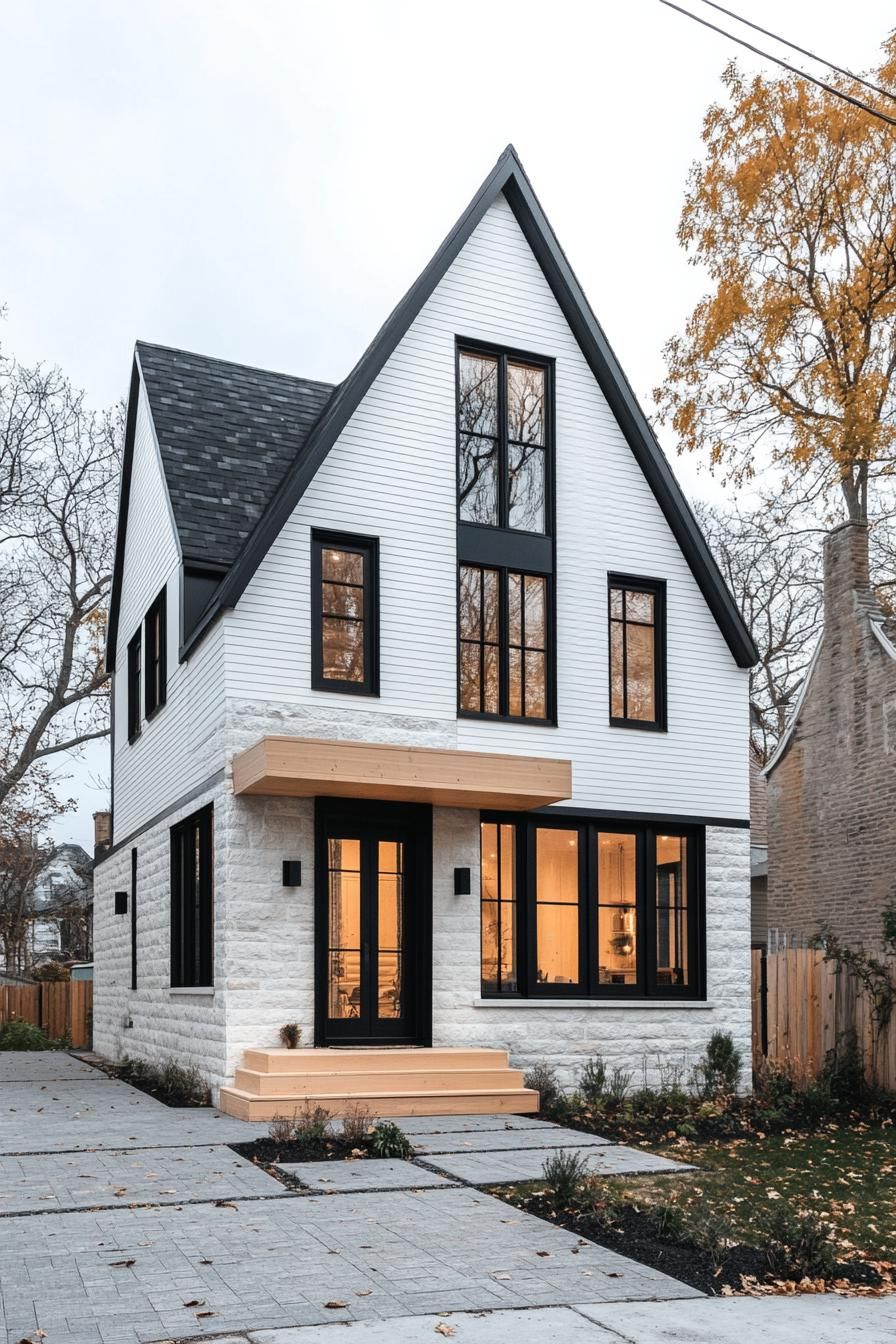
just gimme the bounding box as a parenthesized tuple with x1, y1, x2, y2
(458, 353, 545, 533)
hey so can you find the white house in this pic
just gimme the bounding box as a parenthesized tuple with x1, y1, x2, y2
(93, 147, 755, 1119)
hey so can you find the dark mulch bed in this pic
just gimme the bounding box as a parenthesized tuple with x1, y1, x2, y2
(89, 1056, 211, 1108)
(230, 1135, 365, 1168)
(504, 1192, 883, 1296)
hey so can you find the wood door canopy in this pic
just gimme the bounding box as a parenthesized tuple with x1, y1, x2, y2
(232, 735, 572, 810)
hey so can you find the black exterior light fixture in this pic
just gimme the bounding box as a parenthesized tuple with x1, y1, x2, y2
(282, 861, 302, 887)
(114, 891, 128, 915)
(454, 867, 471, 896)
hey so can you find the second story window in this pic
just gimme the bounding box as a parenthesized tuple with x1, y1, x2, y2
(144, 587, 167, 719)
(457, 347, 550, 533)
(127, 630, 142, 742)
(459, 564, 550, 721)
(311, 531, 379, 696)
(608, 576, 666, 731)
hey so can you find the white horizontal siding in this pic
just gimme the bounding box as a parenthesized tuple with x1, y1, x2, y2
(225, 194, 749, 818)
(112, 381, 226, 838)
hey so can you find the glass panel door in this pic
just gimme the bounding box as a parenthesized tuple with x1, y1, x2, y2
(322, 825, 416, 1043)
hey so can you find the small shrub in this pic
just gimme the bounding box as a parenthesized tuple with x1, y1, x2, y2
(342, 1102, 372, 1148)
(268, 1114, 293, 1144)
(652, 1201, 686, 1242)
(542, 1148, 590, 1205)
(116, 1055, 210, 1106)
(606, 1065, 633, 1105)
(578, 1055, 607, 1105)
(279, 1022, 302, 1049)
(0, 1017, 50, 1051)
(524, 1060, 563, 1115)
(292, 1103, 332, 1150)
(819, 1032, 866, 1103)
(579, 1173, 620, 1227)
(687, 1199, 736, 1267)
(369, 1119, 413, 1159)
(692, 1031, 742, 1099)
(765, 1207, 837, 1281)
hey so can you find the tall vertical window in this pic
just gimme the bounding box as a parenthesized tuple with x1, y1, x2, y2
(608, 576, 666, 730)
(171, 805, 214, 988)
(656, 834, 689, 988)
(144, 587, 167, 718)
(459, 565, 551, 720)
(311, 531, 379, 695)
(535, 827, 580, 989)
(457, 347, 550, 533)
(596, 833, 637, 985)
(480, 822, 517, 993)
(127, 630, 142, 742)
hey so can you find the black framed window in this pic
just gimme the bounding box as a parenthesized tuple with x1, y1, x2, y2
(311, 531, 379, 695)
(457, 346, 551, 533)
(144, 587, 167, 719)
(608, 576, 666, 730)
(126, 630, 142, 743)
(459, 564, 551, 721)
(170, 805, 214, 988)
(479, 815, 703, 999)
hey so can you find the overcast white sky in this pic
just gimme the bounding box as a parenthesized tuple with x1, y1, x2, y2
(1, 0, 892, 848)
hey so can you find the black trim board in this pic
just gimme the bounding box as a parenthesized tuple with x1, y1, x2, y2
(534, 805, 750, 829)
(181, 145, 756, 669)
(106, 360, 142, 670)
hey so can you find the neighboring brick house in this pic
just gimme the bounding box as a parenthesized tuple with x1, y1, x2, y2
(765, 521, 896, 945)
(749, 745, 768, 946)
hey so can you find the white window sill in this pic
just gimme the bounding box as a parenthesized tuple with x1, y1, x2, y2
(471, 997, 714, 1010)
(169, 986, 215, 997)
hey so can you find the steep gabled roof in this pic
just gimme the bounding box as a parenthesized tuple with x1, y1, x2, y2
(106, 346, 335, 666)
(108, 144, 757, 671)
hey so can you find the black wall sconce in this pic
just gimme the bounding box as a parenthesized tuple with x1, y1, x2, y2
(453, 867, 471, 896)
(114, 891, 128, 915)
(282, 861, 302, 887)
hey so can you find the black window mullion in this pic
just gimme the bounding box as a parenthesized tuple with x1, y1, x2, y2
(644, 828, 659, 996)
(497, 353, 508, 529)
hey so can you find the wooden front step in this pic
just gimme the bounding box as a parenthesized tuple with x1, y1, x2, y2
(218, 1045, 539, 1121)
(233, 1065, 526, 1097)
(242, 1047, 507, 1074)
(218, 1085, 539, 1122)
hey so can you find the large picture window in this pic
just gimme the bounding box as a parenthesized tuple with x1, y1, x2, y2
(311, 531, 379, 695)
(457, 346, 551, 534)
(170, 805, 214, 989)
(459, 564, 551, 720)
(608, 575, 666, 730)
(479, 816, 702, 999)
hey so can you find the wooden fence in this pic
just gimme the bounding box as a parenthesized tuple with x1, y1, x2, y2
(751, 946, 896, 1090)
(0, 981, 93, 1049)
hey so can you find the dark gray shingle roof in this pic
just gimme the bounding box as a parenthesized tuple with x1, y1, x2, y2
(136, 342, 336, 567)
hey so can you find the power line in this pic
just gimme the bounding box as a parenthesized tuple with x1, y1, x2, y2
(697, 0, 896, 105)
(659, 0, 896, 129)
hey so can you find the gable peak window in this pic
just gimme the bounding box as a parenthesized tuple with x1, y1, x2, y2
(458, 346, 550, 534)
(608, 576, 666, 731)
(312, 531, 379, 696)
(144, 587, 167, 719)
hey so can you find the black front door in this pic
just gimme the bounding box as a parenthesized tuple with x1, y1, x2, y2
(315, 799, 431, 1045)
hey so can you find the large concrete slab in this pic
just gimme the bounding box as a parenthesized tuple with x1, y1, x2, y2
(424, 1144, 692, 1185)
(248, 1305, 620, 1342)
(386, 1115, 560, 1136)
(276, 1158, 453, 1193)
(0, 1143, 285, 1213)
(0, 1187, 698, 1344)
(575, 1295, 896, 1342)
(411, 1127, 610, 1155)
(0, 1050, 107, 1082)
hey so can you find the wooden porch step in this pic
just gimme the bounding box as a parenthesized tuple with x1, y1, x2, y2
(233, 1065, 526, 1097)
(242, 1047, 509, 1075)
(217, 1085, 540, 1122)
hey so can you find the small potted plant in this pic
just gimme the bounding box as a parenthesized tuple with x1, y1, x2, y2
(279, 1023, 302, 1049)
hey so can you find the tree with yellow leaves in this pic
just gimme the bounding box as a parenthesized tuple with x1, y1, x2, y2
(657, 40, 896, 523)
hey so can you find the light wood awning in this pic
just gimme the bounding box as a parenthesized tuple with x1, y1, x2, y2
(231, 736, 572, 810)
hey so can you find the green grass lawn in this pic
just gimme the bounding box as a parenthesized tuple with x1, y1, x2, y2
(628, 1123, 896, 1266)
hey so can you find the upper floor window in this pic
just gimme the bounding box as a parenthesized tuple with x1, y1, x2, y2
(608, 576, 666, 731)
(127, 630, 141, 742)
(144, 587, 167, 719)
(170, 804, 214, 988)
(311, 530, 379, 696)
(457, 346, 551, 534)
(459, 564, 551, 721)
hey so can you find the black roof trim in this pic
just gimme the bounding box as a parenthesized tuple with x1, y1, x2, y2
(185, 144, 755, 668)
(106, 359, 142, 671)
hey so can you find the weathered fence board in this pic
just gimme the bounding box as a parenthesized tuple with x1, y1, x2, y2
(0, 981, 92, 1048)
(752, 946, 896, 1089)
